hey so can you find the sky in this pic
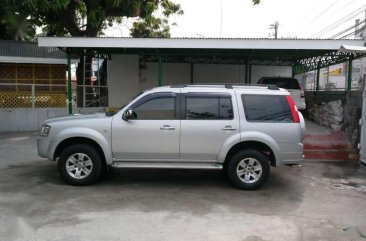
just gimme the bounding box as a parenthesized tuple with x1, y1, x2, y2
(104, 0, 366, 39)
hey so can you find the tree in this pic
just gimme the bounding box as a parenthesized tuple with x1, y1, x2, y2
(2, 0, 260, 39)
(24, 0, 183, 38)
(1, 0, 260, 106)
(18, 0, 185, 106)
(0, 1, 38, 40)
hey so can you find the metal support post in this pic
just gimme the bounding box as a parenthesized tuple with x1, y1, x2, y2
(67, 51, 73, 114)
(316, 62, 320, 92)
(245, 64, 249, 83)
(248, 64, 252, 84)
(31, 84, 35, 108)
(158, 55, 163, 86)
(347, 56, 353, 91)
(190, 63, 194, 84)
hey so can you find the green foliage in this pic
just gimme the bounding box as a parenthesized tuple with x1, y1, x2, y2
(0, 0, 261, 40)
(0, 0, 38, 40)
(130, 0, 183, 38)
(131, 17, 171, 38)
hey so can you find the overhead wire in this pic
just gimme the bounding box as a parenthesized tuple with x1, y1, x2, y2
(339, 25, 366, 39)
(289, 1, 323, 30)
(298, 0, 342, 35)
(311, 0, 361, 36)
(312, 5, 366, 38)
(330, 19, 366, 39)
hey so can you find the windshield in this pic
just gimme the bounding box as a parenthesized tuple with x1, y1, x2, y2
(120, 92, 144, 110)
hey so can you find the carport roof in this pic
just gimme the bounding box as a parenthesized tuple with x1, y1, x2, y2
(38, 37, 366, 73)
(38, 37, 365, 50)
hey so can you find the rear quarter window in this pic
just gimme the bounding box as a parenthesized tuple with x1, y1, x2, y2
(242, 95, 294, 123)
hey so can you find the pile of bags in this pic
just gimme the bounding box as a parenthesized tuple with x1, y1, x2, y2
(308, 100, 344, 131)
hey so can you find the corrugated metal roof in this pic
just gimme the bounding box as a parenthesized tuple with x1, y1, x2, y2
(39, 36, 365, 40)
(0, 40, 66, 59)
(38, 37, 366, 51)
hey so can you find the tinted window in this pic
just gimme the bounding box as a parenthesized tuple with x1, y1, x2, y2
(134, 97, 175, 120)
(259, 78, 300, 89)
(186, 96, 233, 120)
(242, 95, 293, 122)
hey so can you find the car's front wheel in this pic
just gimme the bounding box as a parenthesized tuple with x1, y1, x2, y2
(58, 144, 103, 185)
(227, 149, 270, 190)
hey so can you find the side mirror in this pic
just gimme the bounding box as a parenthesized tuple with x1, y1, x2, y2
(122, 109, 135, 121)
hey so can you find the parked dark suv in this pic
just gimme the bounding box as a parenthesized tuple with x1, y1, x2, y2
(258, 77, 306, 110)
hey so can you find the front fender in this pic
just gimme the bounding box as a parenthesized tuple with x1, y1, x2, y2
(217, 131, 282, 164)
(48, 127, 113, 165)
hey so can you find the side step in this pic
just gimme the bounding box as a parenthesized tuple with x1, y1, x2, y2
(111, 161, 223, 170)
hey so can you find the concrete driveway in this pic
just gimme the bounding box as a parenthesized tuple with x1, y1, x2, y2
(1, 132, 366, 241)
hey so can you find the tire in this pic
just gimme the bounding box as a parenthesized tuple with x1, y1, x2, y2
(58, 144, 103, 186)
(226, 149, 270, 190)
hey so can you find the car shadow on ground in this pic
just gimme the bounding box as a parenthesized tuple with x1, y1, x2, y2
(0, 160, 305, 216)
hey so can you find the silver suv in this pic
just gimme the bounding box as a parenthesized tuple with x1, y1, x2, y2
(37, 84, 305, 190)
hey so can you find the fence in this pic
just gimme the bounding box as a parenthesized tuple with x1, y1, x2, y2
(0, 83, 108, 108)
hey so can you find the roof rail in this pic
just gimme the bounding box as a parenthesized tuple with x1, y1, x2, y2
(170, 84, 187, 88)
(170, 83, 279, 90)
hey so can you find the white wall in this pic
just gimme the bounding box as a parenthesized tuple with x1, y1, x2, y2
(0, 107, 106, 132)
(139, 63, 246, 89)
(107, 55, 292, 106)
(194, 64, 245, 83)
(139, 63, 191, 91)
(251, 65, 292, 84)
(0, 108, 68, 132)
(107, 54, 139, 107)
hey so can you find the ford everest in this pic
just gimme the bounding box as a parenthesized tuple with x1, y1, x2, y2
(37, 84, 305, 190)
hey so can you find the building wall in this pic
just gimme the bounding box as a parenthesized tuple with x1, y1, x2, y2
(139, 63, 191, 90)
(251, 65, 292, 84)
(0, 108, 68, 132)
(107, 55, 292, 107)
(193, 64, 246, 83)
(107, 54, 139, 107)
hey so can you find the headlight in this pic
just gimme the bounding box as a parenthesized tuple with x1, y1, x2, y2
(40, 125, 51, 137)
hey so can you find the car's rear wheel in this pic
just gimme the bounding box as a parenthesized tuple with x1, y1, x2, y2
(58, 144, 103, 185)
(227, 149, 270, 190)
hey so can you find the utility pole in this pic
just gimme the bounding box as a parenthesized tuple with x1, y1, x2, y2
(270, 21, 279, 39)
(220, 0, 223, 37)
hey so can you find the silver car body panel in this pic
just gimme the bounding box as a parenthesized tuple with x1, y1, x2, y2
(37, 113, 114, 164)
(111, 119, 180, 160)
(180, 88, 240, 160)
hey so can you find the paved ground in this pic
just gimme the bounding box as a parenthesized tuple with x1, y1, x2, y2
(1, 131, 366, 241)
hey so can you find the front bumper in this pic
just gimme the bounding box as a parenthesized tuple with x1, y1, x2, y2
(37, 137, 50, 159)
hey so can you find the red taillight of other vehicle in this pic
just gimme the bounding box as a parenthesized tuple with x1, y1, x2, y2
(285, 95, 300, 123)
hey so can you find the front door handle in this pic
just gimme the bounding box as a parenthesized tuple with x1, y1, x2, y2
(222, 125, 237, 131)
(160, 125, 175, 131)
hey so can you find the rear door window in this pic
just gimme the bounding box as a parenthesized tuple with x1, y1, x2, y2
(242, 95, 293, 122)
(259, 78, 300, 89)
(185, 95, 233, 120)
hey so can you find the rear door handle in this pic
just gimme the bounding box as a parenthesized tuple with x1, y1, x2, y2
(160, 125, 175, 131)
(222, 125, 237, 131)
